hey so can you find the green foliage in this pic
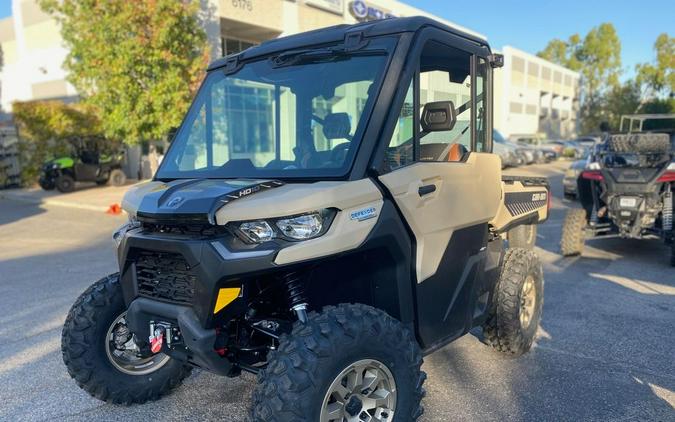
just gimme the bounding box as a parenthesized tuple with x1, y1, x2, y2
(39, 0, 209, 144)
(12, 101, 108, 184)
(636, 33, 674, 98)
(602, 81, 642, 130)
(538, 23, 623, 133)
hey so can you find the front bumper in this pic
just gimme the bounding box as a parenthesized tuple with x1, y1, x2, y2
(126, 297, 233, 375)
(117, 229, 284, 371)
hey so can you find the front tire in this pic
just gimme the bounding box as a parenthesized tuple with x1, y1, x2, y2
(62, 274, 191, 404)
(39, 178, 55, 190)
(482, 248, 544, 357)
(251, 303, 426, 422)
(561, 208, 587, 256)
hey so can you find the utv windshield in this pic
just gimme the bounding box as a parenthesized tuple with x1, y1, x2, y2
(157, 48, 390, 180)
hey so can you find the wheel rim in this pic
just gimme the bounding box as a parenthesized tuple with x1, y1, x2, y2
(105, 312, 170, 375)
(320, 359, 397, 422)
(520, 275, 537, 329)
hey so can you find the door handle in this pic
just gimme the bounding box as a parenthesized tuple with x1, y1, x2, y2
(418, 184, 436, 196)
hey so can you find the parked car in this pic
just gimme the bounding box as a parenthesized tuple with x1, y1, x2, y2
(562, 140, 587, 159)
(493, 130, 520, 167)
(572, 135, 601, 150)
(562, 154, 589, 198)
(511, 134, 554, 163)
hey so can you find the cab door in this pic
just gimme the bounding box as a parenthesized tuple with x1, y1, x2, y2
(377, 38, 501, 348)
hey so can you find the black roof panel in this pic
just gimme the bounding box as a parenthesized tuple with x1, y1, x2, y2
(207, 16, 488, 71)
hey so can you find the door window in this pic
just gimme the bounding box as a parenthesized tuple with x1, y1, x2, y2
(384, 39, 490, 172)
(384, 82, 414, 171)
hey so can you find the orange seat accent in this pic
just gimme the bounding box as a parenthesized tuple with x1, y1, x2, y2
(448, 143, 462, 162)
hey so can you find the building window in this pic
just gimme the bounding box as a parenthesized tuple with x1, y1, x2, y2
(221, 37, 257, 57)
(510, 102, 523, 114)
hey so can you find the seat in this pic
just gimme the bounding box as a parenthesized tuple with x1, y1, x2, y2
(447, 143, 467, 161)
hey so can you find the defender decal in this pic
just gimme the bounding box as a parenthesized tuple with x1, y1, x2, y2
(350, 207, 378, 221)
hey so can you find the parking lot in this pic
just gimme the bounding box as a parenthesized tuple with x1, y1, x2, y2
(0, 161, 673, 421)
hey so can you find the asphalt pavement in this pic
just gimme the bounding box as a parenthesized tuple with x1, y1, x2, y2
(0, 161, 673, 421)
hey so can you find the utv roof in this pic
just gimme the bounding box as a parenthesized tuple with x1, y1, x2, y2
(208, 16, 490, 71)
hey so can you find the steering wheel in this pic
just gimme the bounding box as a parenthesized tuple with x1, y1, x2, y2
(330, 142, 351, 164)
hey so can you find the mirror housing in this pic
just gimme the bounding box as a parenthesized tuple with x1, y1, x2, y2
(167, 127, 178, 142)
(421, 101, 456, 132)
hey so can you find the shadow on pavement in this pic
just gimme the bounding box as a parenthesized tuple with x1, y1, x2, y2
(0, 200, 46, 226)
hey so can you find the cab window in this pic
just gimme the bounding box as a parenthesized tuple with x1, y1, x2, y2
(383, 40, 490, 171)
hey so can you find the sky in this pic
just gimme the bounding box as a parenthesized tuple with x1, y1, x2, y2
(0, 0, 671, 78)
(407, 0, 674, 79)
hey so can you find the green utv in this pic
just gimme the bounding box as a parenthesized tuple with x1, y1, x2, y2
(62, 17, 549, 421)
(39, 139, 126, 192)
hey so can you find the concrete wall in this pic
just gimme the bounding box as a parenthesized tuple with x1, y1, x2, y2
(0, 0, 78, 114)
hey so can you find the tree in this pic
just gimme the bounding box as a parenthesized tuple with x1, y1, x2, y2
(603, 81, 642, 130)
(636, 33, 674, 98)
(538, 23, 622, 133)
(12, 100, 110, 184)
(39, 0, 209, 144)
(537, 34, 582, 71)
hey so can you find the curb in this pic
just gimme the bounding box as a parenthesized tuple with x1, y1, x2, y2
(0, 191, 113, 213)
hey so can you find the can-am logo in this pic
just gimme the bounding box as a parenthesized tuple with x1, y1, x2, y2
(166, 197, 184, 208)
(349, 0, 394, 21)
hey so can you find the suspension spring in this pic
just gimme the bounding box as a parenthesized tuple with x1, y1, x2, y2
(663, 186, 672, 231)
(281, 271, 308, 323)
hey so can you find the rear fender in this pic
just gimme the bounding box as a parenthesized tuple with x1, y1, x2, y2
(490, 176, 549, 234)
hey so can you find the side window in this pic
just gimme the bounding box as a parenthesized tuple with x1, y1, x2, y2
(475, 57, 487, 152)
(383, 40, 491, 171)
(385, 81, 414, 171)
(419, 41, 472, 162)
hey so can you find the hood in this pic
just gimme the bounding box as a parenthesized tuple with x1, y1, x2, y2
(122, 178, 284, 225)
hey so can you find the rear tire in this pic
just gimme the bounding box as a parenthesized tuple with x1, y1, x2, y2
(508, 224, 537, 249)
(251, 303, 426, 422)
(56, 174, 75, 193)
(670, 237, 675, 267)
(109, 169, 127, 186)
(62, 274, 191, 404)
(482, 248, 544, 357)
(561, 208, 587, 256)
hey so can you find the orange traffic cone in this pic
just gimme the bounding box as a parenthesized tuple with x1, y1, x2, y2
(106, 203, 122, 215)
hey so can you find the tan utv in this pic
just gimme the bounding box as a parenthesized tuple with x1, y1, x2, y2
(61, 17, 549, 421)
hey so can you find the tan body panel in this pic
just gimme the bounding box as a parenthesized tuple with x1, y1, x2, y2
(379, 153, 502, 282)
(490, 180, 549, 233)
(214, 179, 384, 265)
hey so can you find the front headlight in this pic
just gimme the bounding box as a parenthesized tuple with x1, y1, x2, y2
(234, 209, 335, 244)
(276, 213, 323, 240)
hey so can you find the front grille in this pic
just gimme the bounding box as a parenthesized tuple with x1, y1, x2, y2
(135, 251, 196, 305)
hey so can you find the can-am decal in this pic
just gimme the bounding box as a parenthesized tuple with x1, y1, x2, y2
(505, 191, 547, 216)
(350, 206, 377, 221)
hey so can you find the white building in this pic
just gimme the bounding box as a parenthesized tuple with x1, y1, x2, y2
(494, 46, 580, 140)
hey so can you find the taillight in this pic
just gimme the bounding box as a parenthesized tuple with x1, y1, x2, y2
(657, 162, 675, 182)
(582, 170, 604, 181)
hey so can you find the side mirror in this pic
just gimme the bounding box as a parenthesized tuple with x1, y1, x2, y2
(167, 127, 178, 142)
(421, 101, 456, 132)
